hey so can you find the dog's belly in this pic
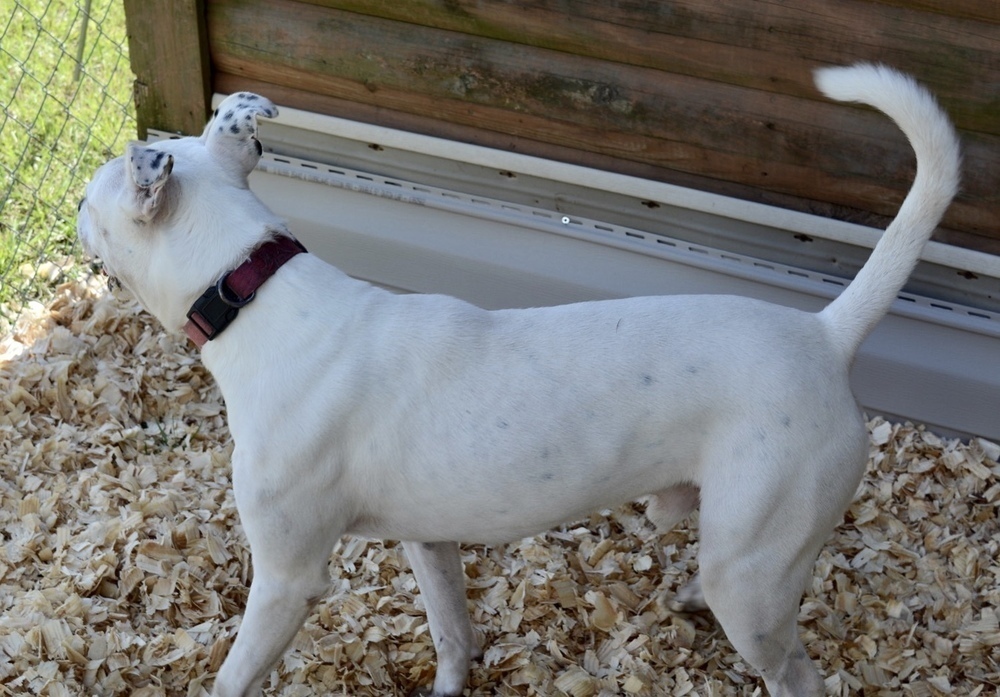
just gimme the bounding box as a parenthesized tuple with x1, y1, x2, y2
(345, 439, 690, 545)
(337, 372, 707, 544)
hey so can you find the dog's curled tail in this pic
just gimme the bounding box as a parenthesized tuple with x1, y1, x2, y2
(815, 63, 961, 359)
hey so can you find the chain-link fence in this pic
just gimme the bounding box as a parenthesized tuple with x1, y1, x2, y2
(0, 0, 134, 335)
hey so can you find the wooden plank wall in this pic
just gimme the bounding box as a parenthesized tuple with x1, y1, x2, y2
(128, 1, 1000, 256)
(125, 0, 211, 139)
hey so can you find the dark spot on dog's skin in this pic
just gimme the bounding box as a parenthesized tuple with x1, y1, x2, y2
(224, 109, 235, 121)
(685, 365, 699, 374)
(151, 152, 165, 168)
(642, 374, 654, 386)
(541, 472, 554, 481)
(496, 418, 508, 429)
(781, 415, 791, 427)
(229, 122, 241, 135)
(244, 114, 253, 122)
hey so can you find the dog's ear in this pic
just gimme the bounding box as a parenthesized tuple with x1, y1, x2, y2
(201, 92, 278, 180)
(125, 143, 174, 221)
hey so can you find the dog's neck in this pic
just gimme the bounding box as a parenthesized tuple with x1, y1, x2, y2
(183, 233, 306, 347)
(135, 182, 291, 336)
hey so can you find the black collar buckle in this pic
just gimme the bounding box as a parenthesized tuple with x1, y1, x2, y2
(185, 273, 253, 342)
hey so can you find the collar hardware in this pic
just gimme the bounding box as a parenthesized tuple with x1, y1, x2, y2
(185, 281, 242, 344)
(216, 274, 255, 308)
(183, 235, 306, 347)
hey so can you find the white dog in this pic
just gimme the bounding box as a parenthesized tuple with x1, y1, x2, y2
(77, 64, 959, 696)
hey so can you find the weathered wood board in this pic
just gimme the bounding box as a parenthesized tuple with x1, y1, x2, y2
(129, 1, 1000, 255)
(125, 0, 212, 139)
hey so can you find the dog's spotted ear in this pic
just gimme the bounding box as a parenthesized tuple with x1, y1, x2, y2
(125, 143, 174, 222)
(201, 92, 278, 180)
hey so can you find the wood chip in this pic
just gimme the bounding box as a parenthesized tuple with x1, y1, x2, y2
(1, 276, 998, 695)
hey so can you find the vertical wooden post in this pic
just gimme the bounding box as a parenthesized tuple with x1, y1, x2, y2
(124, 0, 212, 138)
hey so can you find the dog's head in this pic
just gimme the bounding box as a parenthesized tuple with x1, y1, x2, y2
(77, 92, 284, 331)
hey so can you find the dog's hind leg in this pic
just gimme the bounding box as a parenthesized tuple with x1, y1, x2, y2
(403, 541, 479, 697)
(646, 483, 699, 531)
(696, 515, 827, 694)
(646, 484, 708, 612)
(693, 461, 856, 697)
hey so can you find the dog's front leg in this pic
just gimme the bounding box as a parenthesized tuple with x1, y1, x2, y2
(212, 474, 337, 697)
(403, 541, 480, 697)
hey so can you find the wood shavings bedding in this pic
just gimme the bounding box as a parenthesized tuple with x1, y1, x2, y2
(1, 278, 997, 696)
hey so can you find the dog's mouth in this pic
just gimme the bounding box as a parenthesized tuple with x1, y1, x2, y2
(103, 267, 123, 293)
(90, 258, 122, 293)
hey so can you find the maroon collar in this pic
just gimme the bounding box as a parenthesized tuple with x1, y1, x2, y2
(183, 235, 306, 347)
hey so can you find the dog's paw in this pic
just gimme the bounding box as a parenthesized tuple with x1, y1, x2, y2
(408, 688, 462, 697)
(660, 573, 711, 614)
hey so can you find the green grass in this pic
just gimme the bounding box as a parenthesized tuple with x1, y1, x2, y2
(0, 0, 135, 332)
